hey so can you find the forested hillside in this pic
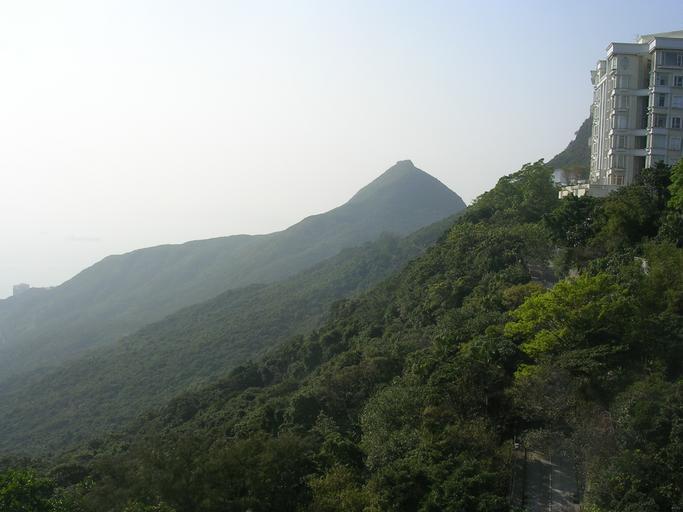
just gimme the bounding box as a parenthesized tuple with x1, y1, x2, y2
(0, 216, 455, 454)
(2, 160, 682, 512)
(547, 116, 592, 176)
(0, 160, 465, 381)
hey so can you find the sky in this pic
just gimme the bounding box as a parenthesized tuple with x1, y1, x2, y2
(0, 0, 681, 298)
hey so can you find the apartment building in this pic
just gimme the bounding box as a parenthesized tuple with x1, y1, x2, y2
(562, 30, 683, 198)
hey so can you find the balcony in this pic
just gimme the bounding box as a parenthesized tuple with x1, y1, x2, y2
(648, 127, 669, 135)
(649, 105, 668, 113)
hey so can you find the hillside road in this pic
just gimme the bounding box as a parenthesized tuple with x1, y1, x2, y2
(524, 450, 580, 511)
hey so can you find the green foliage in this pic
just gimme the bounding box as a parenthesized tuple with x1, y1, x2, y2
(547, 116, 592, 172)
(668, 158, 683, 210)
(0, 469, 55, 512)
(360, 381, 425, 470)
(3, 160, 682, 512)
(197, 433, 316, 512)
(0, 223, 453, 454)
(544, 194, 598, 247)
(586, 377, 683, 511)
(637, 162, 672, 207)
(465, 160, 558, 224)
(308, 466, 379, 512)
(594, 185, 662, 250)
(418, 455, 509, 512)
(507, 274, 636, 369)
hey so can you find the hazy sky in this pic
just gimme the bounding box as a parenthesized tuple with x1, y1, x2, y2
(1, 0, 681, 298)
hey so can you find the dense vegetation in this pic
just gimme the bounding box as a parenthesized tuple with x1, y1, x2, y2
(0, 217, 455, 454)
(3, 159, 682, 511)
(0, 160, 465, 380)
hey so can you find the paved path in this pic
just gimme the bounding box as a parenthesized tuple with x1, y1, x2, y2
(524, 450, 580, 511)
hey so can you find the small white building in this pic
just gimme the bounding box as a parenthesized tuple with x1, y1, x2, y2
(562, 30, 683, 198)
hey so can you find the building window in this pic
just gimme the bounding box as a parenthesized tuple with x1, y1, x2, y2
(662, 51, 683, 67)
(615, 135, 628, 148)
(612, 154, 626, 169)
(673, 95, 683, 108)
(616, 75, 630, 88)
(653, 134, 667, 149)
(675, 76, 683, 87)
(614, 115, 628, 129)
(616, 95, 630, 108)
(672, 117, 682, 130)
(671, 137, 682, 151)
(657, 74, 669, 86)
(610, 174, 625, 186)
(657, 93, 667, 107)
(653, 114, 668, 128)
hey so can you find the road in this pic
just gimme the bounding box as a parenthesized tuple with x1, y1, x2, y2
(524, 450, 580, 511)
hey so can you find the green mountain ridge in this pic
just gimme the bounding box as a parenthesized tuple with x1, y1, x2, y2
(0, 160, 465, 380)
(13, 158, 679, 512)
(0, 216, 456, 454)
(547, 115, 592, 172)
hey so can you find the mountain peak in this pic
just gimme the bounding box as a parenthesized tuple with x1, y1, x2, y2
(395, 159, 415, 167)
(348, 160, 461, 209)
(0, 160, 466, 382)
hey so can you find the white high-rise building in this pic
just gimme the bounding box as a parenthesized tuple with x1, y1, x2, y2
(563, 30, 683, 198)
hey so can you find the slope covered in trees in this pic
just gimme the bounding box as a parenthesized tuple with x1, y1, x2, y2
(0, 160, 465, 381)
(3, 160, 683, 512)
(547, 116, 592, 177)
(0, 216, 455, 454)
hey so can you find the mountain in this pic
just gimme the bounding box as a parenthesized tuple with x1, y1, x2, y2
(35, 160, 681, 512)
(547, 115, 592, 173)
(0, 216, 456, 454)
(0, 160, 465, 380)
(2, 160, 682, 511)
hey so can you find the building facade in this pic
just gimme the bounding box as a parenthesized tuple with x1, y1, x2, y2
(563, 30, 683, 198)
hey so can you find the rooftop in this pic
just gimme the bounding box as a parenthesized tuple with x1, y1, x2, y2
(638, 30, 683, 43)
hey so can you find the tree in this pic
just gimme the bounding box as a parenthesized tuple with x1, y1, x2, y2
(587, 377, 683, 511)
(0, 470, 55, 512)
(544, 194, 598, 248)
(197, 433, 316, 512)
(637, 162, 672, 207)
(465, 160, 559, 225)
(506, 274, 635, 359)
(595, 186, 660, 250)
(308, 466, 379, 512)
(360, 381, 425, 471)
(505, 273, 639, 396)
(668, 159, 683, 210)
